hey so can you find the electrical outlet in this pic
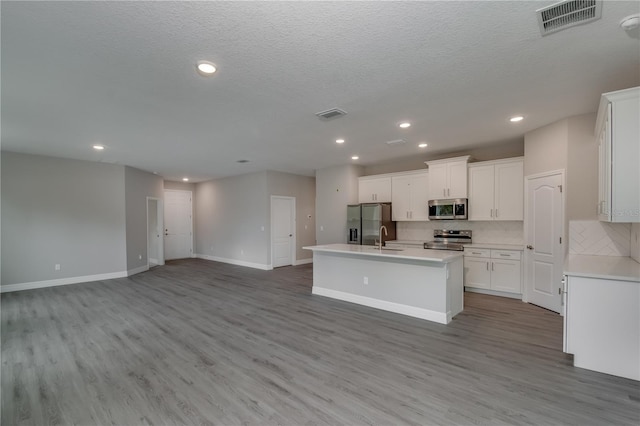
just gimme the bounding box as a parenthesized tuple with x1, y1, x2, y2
(138, 254, 142, 260)
(363, 276, 368, 285)
(54, 264, 61, 271)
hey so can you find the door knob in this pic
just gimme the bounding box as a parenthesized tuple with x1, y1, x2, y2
(526, 245, 534, 250)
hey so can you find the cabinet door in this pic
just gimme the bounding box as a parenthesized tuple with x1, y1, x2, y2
(597, 125, 610, 221)
(464, 257, 491, 289)
(359, 177, 391, 203)
(468, 165, 495, 220)
(410, 173, 430, 221)
(610, 96, 639, 223)
(391, 176, 411, 221)
(494, 160, 523, 220)
(448, 161, 468, 199)
(428, 164, 448, 199)
(490, 259, 521, 293)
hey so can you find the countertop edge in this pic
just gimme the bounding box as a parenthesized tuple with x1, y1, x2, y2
(303, 244, 463, 263)
(564, 255, 640, 283)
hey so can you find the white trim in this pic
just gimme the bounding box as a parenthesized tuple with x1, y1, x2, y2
(311, 286, 449, 324)
(464, 287, 522, 300)
(293, 258, 313, 266)
(146, 196, 165, 268)
(195, 253, 272, 270)
(149, 258, 159, 265)
(1, 271, 128, 293)
(127, 265, 149, 276)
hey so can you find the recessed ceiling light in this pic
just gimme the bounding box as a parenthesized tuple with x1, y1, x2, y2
(510, 116, 524, 122)
(336, 139, 345, 144)
(351, 155, 359, 160)
(196, 60, 217, 76)
(182, 177, 189, 182)
(92, 145, 105, 150)
(399, 122, 411, 128)
(418, 143, 428, 148)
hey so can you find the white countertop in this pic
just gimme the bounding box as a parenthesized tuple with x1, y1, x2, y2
(303, 243, 463, 263)
(385, 240, 524, 251)
(465, 243, 524, 251)
(564, 255, 640, 282)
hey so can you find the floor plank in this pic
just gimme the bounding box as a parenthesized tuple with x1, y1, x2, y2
(2, 259, 639, 425)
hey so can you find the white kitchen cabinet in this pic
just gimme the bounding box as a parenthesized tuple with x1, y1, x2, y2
(596, 86, 639, 223)
(468, 158, 523, 221)
(464, 249, 522, 295)
(358, 176, 392, 203)
(425, 156, 470, 200)
(391, 171, 429, 221)
(564, 273, 639, 380)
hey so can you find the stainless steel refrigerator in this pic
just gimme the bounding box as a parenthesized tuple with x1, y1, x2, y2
(347, 203, 396, 246)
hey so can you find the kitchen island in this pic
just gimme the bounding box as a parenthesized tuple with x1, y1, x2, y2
(303, 244, 464, 324)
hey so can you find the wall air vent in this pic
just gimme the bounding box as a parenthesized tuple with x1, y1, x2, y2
(385, 139, 406, 146)
(315, 108, 347, 121)
(537, 0, 602, 36)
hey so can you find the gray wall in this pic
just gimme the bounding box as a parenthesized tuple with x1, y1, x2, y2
(524, 119, 569, 177)
(266, 171, 316, 262)
(315, 164, 363, 245)
(363, 139, 524, 176)
(566, 113, 598, 221)
(1, 152, 127, 285)
(195, 171, 270, 266)
(124, 166, 163, 272)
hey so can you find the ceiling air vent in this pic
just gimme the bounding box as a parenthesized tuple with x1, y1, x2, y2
(537, 0, 602, 36)
(315, 108, 347, 121)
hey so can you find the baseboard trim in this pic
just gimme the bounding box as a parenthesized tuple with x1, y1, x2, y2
(1, 271, 128, 293)
(293, 258, 313, 266)
(127, 265, 149, 276)
(148, 258, 159, 265)
(312, 286, 449, 324)
(464, 287, 522, 300)
(195, 254, 272, 271)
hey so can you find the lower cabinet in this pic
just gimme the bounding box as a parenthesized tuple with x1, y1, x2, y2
(464, 249, 522, 295)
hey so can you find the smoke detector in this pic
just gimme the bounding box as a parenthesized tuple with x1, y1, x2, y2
(620, 14, 640, 31)
(536, 0, 602, 36)
(315, 108, 347, 121)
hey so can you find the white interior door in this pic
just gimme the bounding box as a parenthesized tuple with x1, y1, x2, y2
(164, 190, 192, 260)
(525, 171, 564, 313)
(147, 197, 164, 266)
(271, 196, 295, 268)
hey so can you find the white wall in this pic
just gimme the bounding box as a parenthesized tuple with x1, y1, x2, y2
(124, 166, 163, 272)
(266, 171, 316, 262)
(315, 164, 363, 245)
(1, 152, 127, 286)
(524, 118, 568, 177)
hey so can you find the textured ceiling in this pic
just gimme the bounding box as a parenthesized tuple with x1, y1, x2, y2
(2, 1, 639, 181)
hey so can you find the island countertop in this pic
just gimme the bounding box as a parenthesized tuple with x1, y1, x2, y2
(303, 243, 463, 263)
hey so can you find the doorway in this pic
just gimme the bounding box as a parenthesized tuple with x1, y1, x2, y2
(524, 170, 564, 313)
(147, 197, 164, 267)
(164, 190, 193, 260)
(271, 196, 295, 268)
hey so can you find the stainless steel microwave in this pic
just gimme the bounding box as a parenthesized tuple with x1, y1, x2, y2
(428, 198, 468, 220)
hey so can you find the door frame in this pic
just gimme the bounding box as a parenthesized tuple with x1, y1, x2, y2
(270, 195, 296, 268)
(523, 169, 565, 313)
(146, 196, 165, 267)
(163, 189, 194, 259)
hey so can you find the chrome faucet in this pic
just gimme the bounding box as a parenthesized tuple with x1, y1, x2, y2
(378, 225, 388, 251)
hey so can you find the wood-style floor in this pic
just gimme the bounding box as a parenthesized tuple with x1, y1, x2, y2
(2, 259, 639, 425)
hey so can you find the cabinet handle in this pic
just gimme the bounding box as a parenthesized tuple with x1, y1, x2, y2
(443, 188, 446, 197)
(486, 262, 489, 271)
(490, 209, 493, 217)
(496, 209, 499, 218)
(448, 188, 450, 196)
(499, 254, 510, 257)
(491, 262, 494, 271)
(472, 252, 482, 255)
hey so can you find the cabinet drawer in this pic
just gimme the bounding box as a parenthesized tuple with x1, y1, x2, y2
(464, 248, 490, 258)
(491, 250, 521, 260)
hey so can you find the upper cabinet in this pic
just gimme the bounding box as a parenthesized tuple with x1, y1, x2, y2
(468, 158, 524, 221)
(596, 87, 639, 223)
(391, 171, 429, 221)
(358, 175, 392, 203)
(425, 156, 470, 200)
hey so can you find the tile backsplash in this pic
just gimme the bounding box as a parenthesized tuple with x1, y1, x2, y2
(397, 221, 524, 245)
(569, 220, 630, 256)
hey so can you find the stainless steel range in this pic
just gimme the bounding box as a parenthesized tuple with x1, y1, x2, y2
(424, 230, 472, 251)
